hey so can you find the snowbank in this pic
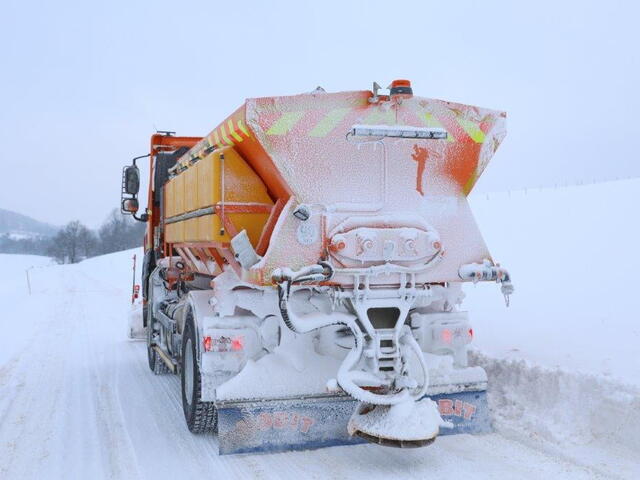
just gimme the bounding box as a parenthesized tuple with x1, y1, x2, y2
(461, 179, 640, 476)
(465, 179, 640, 386)
(472, 351, 640, 478)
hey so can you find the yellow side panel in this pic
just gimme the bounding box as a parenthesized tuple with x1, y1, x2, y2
(197, 154, 218, 209)
(174, 174, 185, 215)
(222, 148, 272, 204)
(184, 218, 199, 242)
(165, 147, 274, 246)
(165, 221, 184, 243)
(198, 215, 215, 242)
(198, 214, 225, 242)
(164, 179, 175, 218)
(195, 148, 273, 209)
(185, 166, 198, 212)
(228, 213, 271, 245)
(165, 222, 174, 242)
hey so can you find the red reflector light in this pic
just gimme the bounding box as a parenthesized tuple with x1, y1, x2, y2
(468, 328, 473, 338)
(231, 336, 244, 351)
(441, 329, 452, 344)
(203, 334, 244, 352)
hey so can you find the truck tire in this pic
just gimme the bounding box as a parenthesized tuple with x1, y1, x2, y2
(147, 301, 169, 375)
(181, 313, 217, 433)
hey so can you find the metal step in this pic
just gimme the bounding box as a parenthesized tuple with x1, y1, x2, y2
(152, 345, 177, 373)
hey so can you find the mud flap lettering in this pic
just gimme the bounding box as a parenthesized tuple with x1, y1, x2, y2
(438, 398, 477, 420)
(434, 391, 491, 435)
(217, 390, 491, 455)
(250, 412, 315, 433)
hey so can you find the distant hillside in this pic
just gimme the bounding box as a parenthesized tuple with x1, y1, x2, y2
(0, 208, 58, 238)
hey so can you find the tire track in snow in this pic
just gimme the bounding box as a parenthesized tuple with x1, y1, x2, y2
(0, 269, 77, 478)
(79, 292, 143, 479)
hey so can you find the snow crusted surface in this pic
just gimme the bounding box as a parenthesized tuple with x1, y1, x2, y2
(1, 180, 639, 480)
(347, 399, 444, 441)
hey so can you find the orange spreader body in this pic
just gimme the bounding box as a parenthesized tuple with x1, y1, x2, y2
(144, 86, 506, 286)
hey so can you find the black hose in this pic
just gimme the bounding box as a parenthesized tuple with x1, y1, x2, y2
(276, 282, 359, 350)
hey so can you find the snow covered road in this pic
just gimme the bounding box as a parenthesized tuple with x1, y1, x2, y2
(0, 251, 637, 479)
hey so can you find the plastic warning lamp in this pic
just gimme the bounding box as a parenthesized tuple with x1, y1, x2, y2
(389, 79, 413, 97)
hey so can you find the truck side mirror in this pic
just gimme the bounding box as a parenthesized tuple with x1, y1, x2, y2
(122, 197, 139, 213)
(121, 156, 149, 222)
(123, 165, 140, 195)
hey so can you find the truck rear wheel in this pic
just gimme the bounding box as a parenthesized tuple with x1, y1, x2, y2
(181, 314, 217, 433)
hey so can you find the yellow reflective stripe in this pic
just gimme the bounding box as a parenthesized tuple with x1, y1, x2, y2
(212, 130, 221, 147)
(463, 172, 478, 195)
(220, 124, 233, 145)
(266, 111, 305, 135)
(237, 119, 250, 137)
(309, 107, 350, 137)
(424, 113, 455, 142)
(229, 119, 243, 142)
(363, 110, 395, 124)
(457, 118, 485, 143)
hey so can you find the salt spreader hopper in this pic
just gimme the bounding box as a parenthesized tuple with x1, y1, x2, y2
(121, 80, 511, 454)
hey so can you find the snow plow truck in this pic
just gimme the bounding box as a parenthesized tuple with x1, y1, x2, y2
(120, 80, 512, 455)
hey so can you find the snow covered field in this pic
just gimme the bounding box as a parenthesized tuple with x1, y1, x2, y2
(1, 180, 639, 479)
(466, 178, 640, 385)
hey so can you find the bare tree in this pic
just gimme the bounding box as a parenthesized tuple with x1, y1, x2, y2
(98, 209, 145, 254)
(43, 211, 142, 263)
(78, 225, 98, 258)
(48, 220, 94, 264)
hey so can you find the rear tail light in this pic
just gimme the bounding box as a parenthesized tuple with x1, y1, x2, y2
(231, 336, 244, 351)
(437, 326, 473, 346)
(441, 328, 453, 344)
(203, 335, 245, 352)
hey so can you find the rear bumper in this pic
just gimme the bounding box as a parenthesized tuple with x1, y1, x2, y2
(216, 386, 490, 455)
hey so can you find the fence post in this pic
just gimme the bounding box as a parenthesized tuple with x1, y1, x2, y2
(26, 267, 32, 295)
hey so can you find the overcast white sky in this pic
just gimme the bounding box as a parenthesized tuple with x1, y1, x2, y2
(1, 0, 638, 227)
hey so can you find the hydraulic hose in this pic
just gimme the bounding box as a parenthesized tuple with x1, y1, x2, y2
(276, 281, 429, 406)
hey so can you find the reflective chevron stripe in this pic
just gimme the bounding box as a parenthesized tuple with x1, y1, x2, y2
(456, 118, 485, 143)
(266, 111, 305, 135)
(309, 108, 351, 137)
(423, 112, 456, 142)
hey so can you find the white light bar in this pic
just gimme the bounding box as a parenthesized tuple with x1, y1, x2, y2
(350, 124, 448, 140)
